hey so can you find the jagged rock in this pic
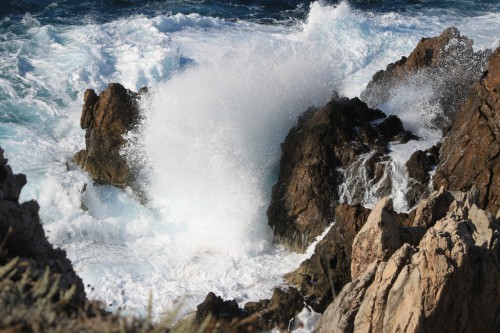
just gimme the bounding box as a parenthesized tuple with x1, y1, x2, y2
(196, 288, 305, 332)
(75, 83, 143, 188)
(263, 287, 305, 331)
(350, 197, 401, 280)
(434, 47, 500, 216)
(284, 204, 371, 313)
(195, 292, 246, 323)
(0, 148, 86, 308)
(361, 27, 491, 129)
(314, 189, 500, 333)
(405, 144, 440, 207)
(268, 96, 415, 252)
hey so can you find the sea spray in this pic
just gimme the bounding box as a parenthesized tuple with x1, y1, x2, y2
(0, 0, 498, 323)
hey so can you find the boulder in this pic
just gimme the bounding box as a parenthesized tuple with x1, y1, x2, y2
(195, 292, 246, 323)
(0, 148, 86, 308)
(361, 27, 491, 129)
(267, 96, 415, 252)
(284, 204, 371, 313)
(434, 47, 500, 216)
(404, 144, 440, 207)
(196, 288, 305, 332)
(75, 83, 144, 188)
(350, 197, 402, 280)
(314, 189, 500, 333)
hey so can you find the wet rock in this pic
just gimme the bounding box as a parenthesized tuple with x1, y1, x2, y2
(314, 189, 500, 333)
(434, 47, 500, 216)
(285, 204, 371, 313)
(350, 197, 401, 280)
(0, 148, 85, 308)
(195, 292, 246, 323)
(255, 287, 305, 332)
(361, 27, 491, 129)
(267, 96, 415, 252)
(405, 144, 440, 207)
(75, 83, 144, 189)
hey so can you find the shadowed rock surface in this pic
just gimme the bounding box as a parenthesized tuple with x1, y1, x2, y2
(405, 145, 440, 207)
(0, 148, 86, 308)
(361, 27, 491, 129)
(314, 188, 500, 333)
(267, 96, 415, 252)
(284, 203, 371, 313)
(75, 83, 144, 188)
(196, 288, 305, 332)
(434, 47, 500, 216)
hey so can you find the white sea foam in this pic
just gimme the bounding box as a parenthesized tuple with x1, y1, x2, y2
(0, 0, 498, 327)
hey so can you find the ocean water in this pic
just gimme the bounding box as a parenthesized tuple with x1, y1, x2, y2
(1, 0, 499, 328)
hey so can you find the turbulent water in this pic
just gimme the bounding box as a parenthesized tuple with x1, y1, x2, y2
(1, 0, 499, 327)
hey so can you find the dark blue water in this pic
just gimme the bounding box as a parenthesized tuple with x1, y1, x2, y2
(1, 0, 499, 25)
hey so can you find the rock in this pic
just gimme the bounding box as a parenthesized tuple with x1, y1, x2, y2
(285, 204, 371, 313)
(74, 83, 143, 188)
(314, 189, 500, 333)
(195, 288, 305, 332)
(257, 287, 305, 332)
(405, 144, 440, 207)
(434, 47, 500, 216)
(361, 27, 491, 129)
(267, 96, 415, 252)
(350, 197, 402, 280)
(0, 147, 86, 308)
(195, 292, 246, 323)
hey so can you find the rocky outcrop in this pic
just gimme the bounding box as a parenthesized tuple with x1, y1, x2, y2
(434, 47, 500, 216)
(267, 96, 415, 252)
(361, 27, 490, 129)
(195, 292, 246, 323)
(404, 144, 440, 207)
(350, 197, 401, 280)
(284, 204, 371, 313)
(75, 83, 145, 188)
(196, 288, 305, 332)
(314, 189, 500, 333)
(0, 148, 86, 308)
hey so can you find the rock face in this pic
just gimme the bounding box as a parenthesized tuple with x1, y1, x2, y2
(196, 288, 305, 332)
(350, 197, 401, 280)
(284, 204, 371, 313)
(267, 96, 415, 252)
(75, 83, 143, 188)
(314, 189, 500, 333)
(195, 292, 245, 323)
(0, 148, 86, 307)
(434, 47, 500, 216)
(361, 27, 490, 129)
(404, 145, 440, 207)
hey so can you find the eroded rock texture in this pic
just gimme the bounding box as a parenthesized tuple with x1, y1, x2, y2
(361, 27, 490, 129)
(0, 148, 85, 308)
(434, 47, 500, 216)
(75, 83, 144, 188)
(284, 204, 371, 312)
(267, 97, 414, 252)
(314, 189, 500, 333)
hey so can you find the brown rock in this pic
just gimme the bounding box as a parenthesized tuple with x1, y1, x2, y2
(405, 144, 440, 207)
(350, 197, 402, 280)
(268, 97, 414, 252)
(0, 148, 86, 308)
(284, 204, 371, 312)
(74, 83, 143, 188)
(314, 189, 500, 333)
(195, 292, 246, 323)
(361, 27, 490, 129)
(434, 47, 500, 216)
